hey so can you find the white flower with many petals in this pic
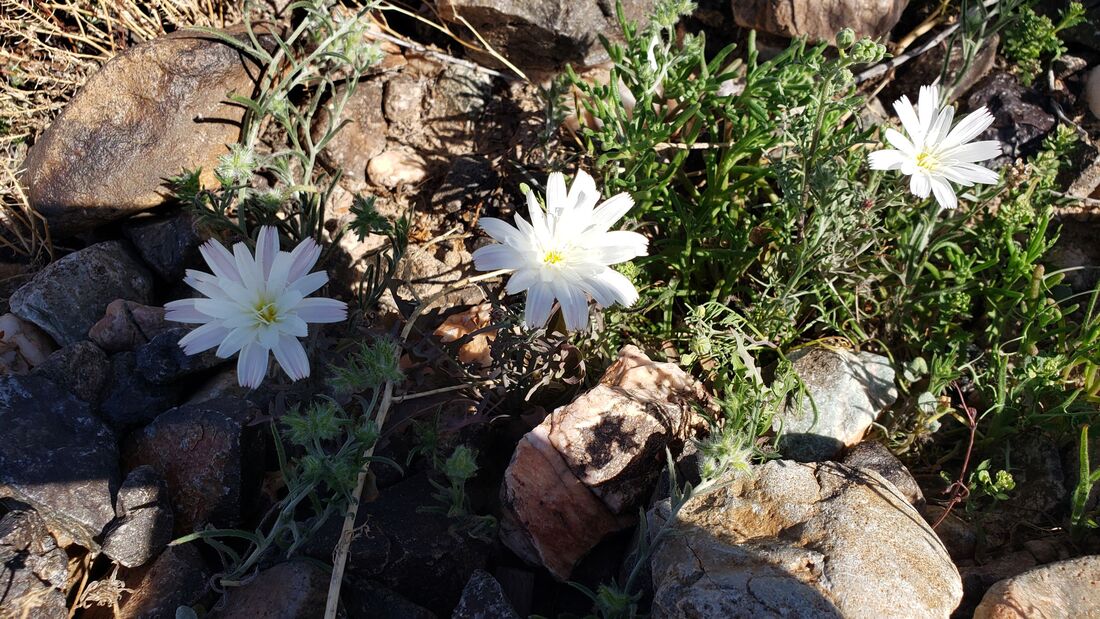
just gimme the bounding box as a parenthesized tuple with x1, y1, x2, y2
(473, 170, 648, 331)
(869, 84, 1002, 210)
(165, 227, 347, 388)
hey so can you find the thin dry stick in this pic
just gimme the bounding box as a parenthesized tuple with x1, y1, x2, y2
(323, 268, 509, 619)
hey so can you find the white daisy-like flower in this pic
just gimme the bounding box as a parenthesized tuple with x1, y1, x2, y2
(869, 84, 1002, 210)
(164, 226, 347, 388)
(472, 170, 648, 331)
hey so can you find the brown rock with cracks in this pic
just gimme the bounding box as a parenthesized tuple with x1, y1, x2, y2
(500, 345, 706, 580)
(88, 299, 170, 353)
(731, 0, 910, 43)
(973, 556, 1100, 619)
(84, 545, 209, 619)
(21, 29, 268, 235)
(122, 397, 264, 534)
(648, 460, 963, 618)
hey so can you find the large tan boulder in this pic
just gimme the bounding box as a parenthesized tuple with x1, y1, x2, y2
(22, 29, 267, 235)
(973, 556, 1100, 619)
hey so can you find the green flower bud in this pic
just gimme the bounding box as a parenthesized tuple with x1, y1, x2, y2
(836, 28, 856, 50)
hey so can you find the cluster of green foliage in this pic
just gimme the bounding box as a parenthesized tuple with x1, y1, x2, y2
(1002, 1, 1087, 85)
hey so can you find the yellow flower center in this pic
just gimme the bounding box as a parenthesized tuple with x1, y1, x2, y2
(542, 250, 565, 266)
(915, 150, 938, 172)
(255, 301, 279, 325)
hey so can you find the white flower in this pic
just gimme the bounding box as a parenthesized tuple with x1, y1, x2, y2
(868, 84, 1002, 210)
(472, 170, 648, 331)
(165, 227, 347, 388)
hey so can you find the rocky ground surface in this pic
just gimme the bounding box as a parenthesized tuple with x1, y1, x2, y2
(2, 0, 1100, 618)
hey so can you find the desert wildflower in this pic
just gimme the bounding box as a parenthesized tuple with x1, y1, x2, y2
(472, 170, 648, 331)
(165, 226, 347, 388)
(869, 84, 1001, 210)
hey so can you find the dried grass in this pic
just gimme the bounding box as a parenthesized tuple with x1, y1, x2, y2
(0, 0, 241, 260)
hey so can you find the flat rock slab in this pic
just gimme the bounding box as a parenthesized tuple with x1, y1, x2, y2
(0, 375, 119, 548)
(649, 460, 962, 618)
(974, 555, 1100, 619)
(213, 560, 329, 618)
(732, 0, 909, 43)
(21, 29, 266, 235)
(9, 241, 154, 346)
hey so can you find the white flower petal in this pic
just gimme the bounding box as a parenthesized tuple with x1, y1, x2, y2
(590, 193, 636, 231)
(552, 279, 590, 331)
(280, 314, 309, 338)
(546, 172, 568, 216)
(199, 240, 243, 285)
(294, 297, 347, 323)
(258, 324, 280, 349)
(945, 162, 999, 185)
(479, 218, 526, 248)
(505, 268, 538, 294)
(928, 104, 954, 146)
(929, 177, 958, 210)
(216, 326, 255, 359)
(868, 149, 908, 171)
(164, 299, 211, 323)
(944, 140, 1002, 164)
(272, 334, 310, 381)
(942, 107, 996, 149)
(255, 226, 279, 278)
(524, 282, 555, 329)
(236, 343, 268, 388)
(593, 231, 649, 264)
(567, 169, 600, 214)
(884, 128, 915, 154)
(178, 322, 230, 355)
(583, 267, 639, 308)
(194, 298, 245, 321)
(910, 173, 932, 199)
(892, 95, 922, 142)
(472, 244, 524, 272)
(233, 242, 263, 290)
(526, 190, 550, 241)
(286, 238, 321, 283)
(917, 84, 940, 138)
(288, 271, 328, 296)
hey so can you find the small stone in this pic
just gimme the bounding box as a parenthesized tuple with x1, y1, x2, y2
(88, 299, 170, 353)
(9, 241, 154, 346)
(841, 441, 924, 507)
(967, 72, 1056, 163)
(432, 156, 498, 215)
(316, 80, 387, 185)
(958, 551, 1038, 617)
(773, 346, 897, 461)
(973, 556, 1100, 619)
(383, 75, 426, 125)
(436, 0, 657, 74)
(123, 212, 205, 282)
(0, 312, 56, 373)
(306, 473, 490, 615)
(368, 149, 428, 188)
(434, 304, 496, 367)
(501, 345, 706, 580)
(101, 466, 174, 568)
(98, 545, 209, 619)
(213, 560, 328, 618)
(648, 460, 962, 618)
(0, 375, 118, 547)
(452, 570, 520, 619)
(135, 326, 224, 385)
(22, 29, 269, 235)
(731, 0, 909, 43)
(185, 366, 252, 405)
(31, 340, 110, 403)
(0, 507, 69, 619)
(122, 397, 264, 533)
(100, 352, 182, 430)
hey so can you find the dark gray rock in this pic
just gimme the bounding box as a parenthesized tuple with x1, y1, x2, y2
(9, 241, 154, 346)
(212, 560, 329, 618)
(344, 581, 437, 619)
(0, 375, 118, 547)
(135, 326, 224, 385)
(773, 346, 897, 462)
(435, 0, 657, 74)
(0, 507, 69, 619)
(841, 441, 924, 507)
(123, 212, 205, 282)
(31, 340, 110, 403)
(967, 72, 1056, 164)
(100, 352, 182, 430)
(452, 570, 520, 619)
(306, 473, 490, 615)
(101, 545, 210, 619)
(101, 466, 174, 568)
(432, 156, 498, 215)
(122, 398, 264, 534)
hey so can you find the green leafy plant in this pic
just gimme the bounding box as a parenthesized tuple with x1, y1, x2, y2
(420, 445, 497, 541)
(1071, 425, 1100, 534)
(1002, 1, 1087, 85)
